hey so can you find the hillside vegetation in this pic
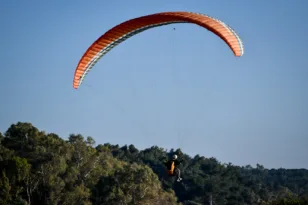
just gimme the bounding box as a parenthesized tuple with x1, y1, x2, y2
(1, 122, 308, 204)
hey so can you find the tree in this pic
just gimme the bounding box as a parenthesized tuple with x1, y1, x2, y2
(1, 122, 308, 205)
(92, 163, 179, 205)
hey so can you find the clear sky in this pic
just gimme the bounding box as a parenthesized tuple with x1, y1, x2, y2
(1, 0, 308, 169)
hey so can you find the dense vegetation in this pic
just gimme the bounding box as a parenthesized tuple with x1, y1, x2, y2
(1, 122, 308, 205)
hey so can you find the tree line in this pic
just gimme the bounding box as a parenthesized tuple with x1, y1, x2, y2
(1, 122, 308, 204)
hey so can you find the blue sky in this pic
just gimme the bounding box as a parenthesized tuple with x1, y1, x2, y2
(1, 0, 307, 169)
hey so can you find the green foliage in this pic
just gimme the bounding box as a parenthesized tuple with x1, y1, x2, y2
(0, 171, 12, 204)
(92, 163, 178, 204)
(0, 122, 308, 205)
(0, 122, 180, 205)
(266, 194, 308, 205)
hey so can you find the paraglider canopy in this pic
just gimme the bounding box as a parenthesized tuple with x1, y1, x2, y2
(73, 11, 244, 89)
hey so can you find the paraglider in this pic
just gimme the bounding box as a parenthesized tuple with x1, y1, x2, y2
(73, 11, 244, 89)
(164, 154, 184, 182)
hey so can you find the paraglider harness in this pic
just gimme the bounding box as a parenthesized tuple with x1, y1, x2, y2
(166, 160, 176, 176)
(164, 156, 183, 181)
